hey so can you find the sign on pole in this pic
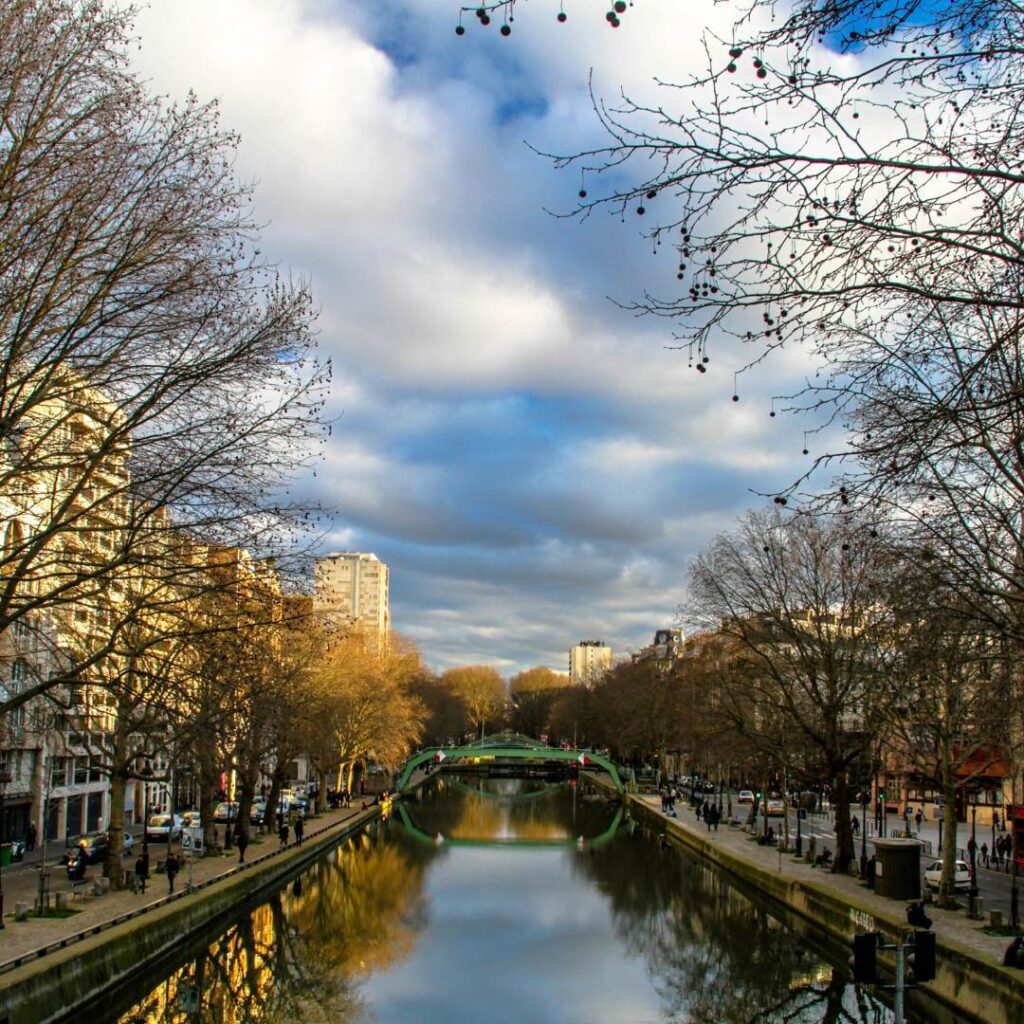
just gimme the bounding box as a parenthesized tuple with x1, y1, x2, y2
(182, 826, 205, 858)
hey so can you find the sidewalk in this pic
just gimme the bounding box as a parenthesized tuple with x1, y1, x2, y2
(639, 794, 1012, 967)
(0, 805, 366, 969)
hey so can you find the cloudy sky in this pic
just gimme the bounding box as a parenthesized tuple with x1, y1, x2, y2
(131, 0, 822, 675)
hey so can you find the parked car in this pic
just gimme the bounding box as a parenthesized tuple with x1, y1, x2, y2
(144, 814, 183, 843)
(766, 798, 786, 817)
(250, 801, 267, 825)
(924, 859, 972, 893)
(737, 790, 756, 805)
(279, 790, 309, 814)
(213, 801, 239, 824)
(61, 831, 134, 865)
(181, 810, 202, 830)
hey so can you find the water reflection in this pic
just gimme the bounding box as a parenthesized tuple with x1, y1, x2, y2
(116, 777, 920, 1024)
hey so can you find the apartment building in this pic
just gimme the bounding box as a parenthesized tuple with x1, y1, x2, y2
(569, 640, 612, 687)
(0, 383, 131, 844)
(313, 552, 390, 642)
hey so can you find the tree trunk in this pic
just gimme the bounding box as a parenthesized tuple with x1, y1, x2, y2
(197, 742, 219, 852)
(105, 733, 130, 889)
(265, 765, 288, 834)
(832, 773, 855, 873)
(937, 736, 960, 908)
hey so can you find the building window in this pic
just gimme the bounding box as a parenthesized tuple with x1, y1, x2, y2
(50, 758, 68, 790)
(73, 757, 88, 785)
(10, 659, 28, 689)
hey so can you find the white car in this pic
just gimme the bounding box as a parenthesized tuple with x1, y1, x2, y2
(738, 790, 755, 804)
(924, 859, 972, 893)
(144, 813, 183, 843)
(766, 798, 786, 817)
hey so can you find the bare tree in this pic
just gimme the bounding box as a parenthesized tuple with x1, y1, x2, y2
(440, 665, 507, 742)
(305, 632, 427, 794)
(686, 509, 890, 871)
(508, 667, 566, 739)
(0, 0, 327, 719)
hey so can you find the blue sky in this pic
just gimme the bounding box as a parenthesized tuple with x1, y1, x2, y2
(131, 0, 824, 674)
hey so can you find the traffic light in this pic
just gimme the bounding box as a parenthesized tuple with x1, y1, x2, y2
(908, 930, 936, 983)
(850, 932, 879, 984)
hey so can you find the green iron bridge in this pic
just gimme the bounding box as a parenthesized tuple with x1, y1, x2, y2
(394, 733, 624, 795)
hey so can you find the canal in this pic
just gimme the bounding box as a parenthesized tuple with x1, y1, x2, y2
(109, 776, 926, 1023)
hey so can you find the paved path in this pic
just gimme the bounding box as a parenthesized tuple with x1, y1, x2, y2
(0, 804, 369, 968)
(639, 795, 1014, 967)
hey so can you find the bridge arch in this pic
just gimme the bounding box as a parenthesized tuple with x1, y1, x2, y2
(395, 744, 623, 795)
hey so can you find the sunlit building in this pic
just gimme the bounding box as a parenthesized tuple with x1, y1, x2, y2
(569, 640, 612, 686)
(313, 551, 390, 642)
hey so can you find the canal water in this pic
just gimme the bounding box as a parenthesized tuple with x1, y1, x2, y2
(112, 776, 927, 1024)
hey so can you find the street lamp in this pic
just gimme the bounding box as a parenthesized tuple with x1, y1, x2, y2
(860, 786, 868, 879)
(0, 764, 11, 930)
(140, 764, 154, 891)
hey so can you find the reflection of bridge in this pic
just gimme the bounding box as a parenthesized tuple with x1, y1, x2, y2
(395, 734, 624, 795)
(394, 798, 624, 850)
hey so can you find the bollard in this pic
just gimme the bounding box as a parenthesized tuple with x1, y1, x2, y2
(14, 901, 29, 921)
(54, 892, 68, 910)
(989, 909, 1003, 928)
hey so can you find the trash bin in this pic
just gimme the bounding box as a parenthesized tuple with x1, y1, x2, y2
(0, 842, 12, 867)
(873, 838, 922, 899)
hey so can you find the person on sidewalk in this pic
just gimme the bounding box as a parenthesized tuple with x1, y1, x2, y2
(134, 854, 148, 894)
(294, 816, 304, 845)
(236, 827, 249, 864)
(165, 851, 179, 893)
(907, 900, 932, 929)
(278, 820, 290, 847)
(26, 821, 37, 853)
(981, 841, 989, 868)
(915, 807, 923, 830)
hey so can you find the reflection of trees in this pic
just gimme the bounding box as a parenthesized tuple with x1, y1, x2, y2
(408, 776, 616, 842)
(119, 831, 431, 1024)
(574, 828, 890, 1024)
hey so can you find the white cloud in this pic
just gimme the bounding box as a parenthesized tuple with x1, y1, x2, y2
(128, 0, 858, 672)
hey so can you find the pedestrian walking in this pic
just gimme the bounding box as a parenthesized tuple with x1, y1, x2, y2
(278, 821, 289, 847)
(166, 851, 179, 893)
(967, 835, 977, 862)
(134, 854, 147, 894)
(294, 815, 304, 845)
(236, 827, 249, 864)
(852, 815, 860, 837)
(26, 821, 37, 853)
(981, 841, 989, 868)
(694, 802, 703, 822)
(994, 810, 1001, 832)
(914, 808, 923, 830)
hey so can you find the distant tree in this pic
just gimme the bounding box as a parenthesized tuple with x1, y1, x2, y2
(440, 665, 507, 741)
(408, 671, 469, 748)
(583, 660, 689, 770)
(307, 632, 426, 792)
(508, 667, 567, 739)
